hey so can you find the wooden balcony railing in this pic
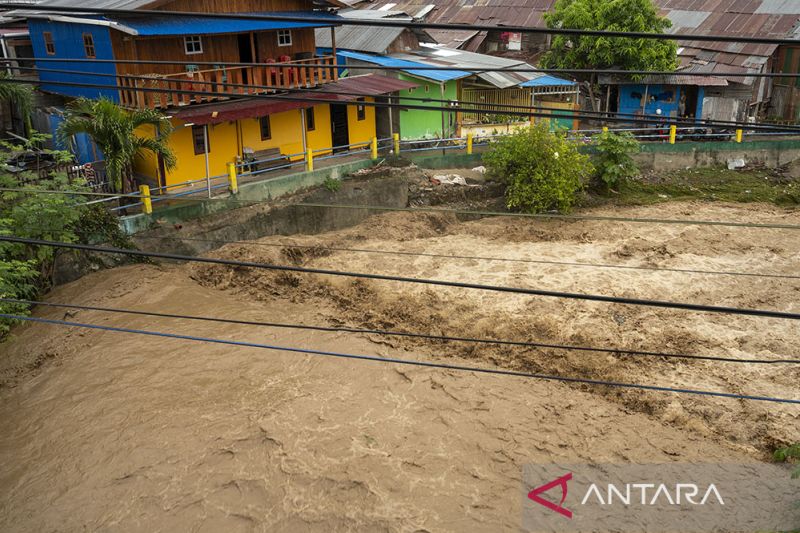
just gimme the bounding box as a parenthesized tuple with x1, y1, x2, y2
(118, 56, 338, 110)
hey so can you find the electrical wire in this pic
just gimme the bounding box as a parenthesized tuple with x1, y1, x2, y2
(131, 234, 800, 281)
(3, 187, 800, 231)
(3, 4, 800, 46)
(14, 64, 800, 133)
(11, 56, 800, 79)
(4, 297, 797, 365)
(2, 75, 797, 132)
(2, 235, 799, 320)
(4, 313, 798, 405)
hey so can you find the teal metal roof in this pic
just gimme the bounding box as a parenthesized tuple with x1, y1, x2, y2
(333, 49, 470, 83)
(520, 75, 578, 87)
(107, 12, 338, 36)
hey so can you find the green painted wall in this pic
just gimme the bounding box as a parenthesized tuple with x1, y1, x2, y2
(397, 74, 458, 140)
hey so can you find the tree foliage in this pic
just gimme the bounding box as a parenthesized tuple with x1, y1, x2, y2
(57, 98, 177, 193)
(593, 131, 640, 190)
(540, 0, 678, 74)
(0, 73, 34, 135)
(484, 122, 593, 214)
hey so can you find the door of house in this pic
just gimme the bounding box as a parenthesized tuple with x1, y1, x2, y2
(238, 33, 254, 85)
(330, 104, 350, 152)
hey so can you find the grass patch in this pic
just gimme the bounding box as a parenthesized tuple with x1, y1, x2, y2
(584, 167, 800, 207)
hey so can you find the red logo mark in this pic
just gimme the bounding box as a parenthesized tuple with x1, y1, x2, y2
(528, 472, 573, 519)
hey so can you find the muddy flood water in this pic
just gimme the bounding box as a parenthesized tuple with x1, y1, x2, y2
(1, 202, 798, 531)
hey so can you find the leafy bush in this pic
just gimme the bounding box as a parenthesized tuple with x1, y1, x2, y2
(484, 122, 593, 213)
(774, 443, 800, 479)
(593, 131, 641, 190)
(322, 176, 342, 193)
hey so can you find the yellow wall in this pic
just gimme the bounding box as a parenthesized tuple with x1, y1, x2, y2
(306, 103, 332, 156)
(346, 97, 376, 147)
(239, 109, 305, 161)
(132, 123, 160, 186)
(164, 119, 240, 187)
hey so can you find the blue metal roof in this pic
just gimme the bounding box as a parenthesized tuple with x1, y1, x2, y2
(332, 49, 470, 83)
(108, 12, 338, 37)
(520, 75, 578, 88)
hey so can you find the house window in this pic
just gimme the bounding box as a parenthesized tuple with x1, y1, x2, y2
(277, 30, 292, 47)
(305, 107, 315, 131)
(356, 98, 366, 121)
(192, 125, 208, 155)
(184, 35, 203, 55)
(43, 32, 55, 55)
(83, 33, 95, 58)
(424, 84, 430, 93)
(259, 116, 272, 140)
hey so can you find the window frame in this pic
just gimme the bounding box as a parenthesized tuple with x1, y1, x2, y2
(82, 33, 96, 59)
(277, 29, 292, 47)
(192, 125, 209, 156)
(305, 107, 315, 132)
(259, 116, 272, 141)
(356, 98, 366, 121)
(43, 32, 55, 55)
(184, 35, 203, 55)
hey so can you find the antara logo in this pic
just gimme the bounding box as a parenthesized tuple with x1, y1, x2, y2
(528, 473, 725, 519)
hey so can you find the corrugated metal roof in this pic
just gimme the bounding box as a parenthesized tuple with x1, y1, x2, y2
(520, 74, 577, 87)
(316, 25, 405, 53)
(109, 12, 337, 36)
(335, 49, 471, 82)
(174, 74, 416, 125)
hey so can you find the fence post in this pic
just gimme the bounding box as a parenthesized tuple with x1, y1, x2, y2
(602, 126, 609, 133)
(393, 133, 400, 155)
(735, 129, 743, 143)
(669, 125, 677, 145)
(227, 161, 238, 194)
(139, 185, 152, 215)
(306, 148, 314, 172)
(371, 136, 378, 160)
(466, 132, 473, 155)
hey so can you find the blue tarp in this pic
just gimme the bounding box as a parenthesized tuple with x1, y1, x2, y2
(330, 49, 470, 83)
(108, 12, 338, 36)
(520, 75, 578, 88)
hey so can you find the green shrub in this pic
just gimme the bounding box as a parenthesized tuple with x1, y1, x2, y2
(774, 443, 800, 479)
(484, 122, 593, 213)
(322, 176, 342, 193)
(593, 131, 640, 190)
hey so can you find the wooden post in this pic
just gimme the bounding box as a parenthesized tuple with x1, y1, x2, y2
(466, 132, 473, 154)
(139, 185, 152, 215)
(227, 161, 238, 194)
(735, 129, 743, 143)
(669, 124, 677, 144)
(393, 133, 400, 154)
(306, 148, 314, 172)
(371, 136, 378, 159)
(602, 126, 609, 133)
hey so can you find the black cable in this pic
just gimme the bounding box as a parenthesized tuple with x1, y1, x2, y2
(2, 235, 799, 320)
(4, 4, 800, 45)
(5, 313, 798, 405)
(3, 75, 797, 132)
(12, 56, 800, 79)
(4, 298, 797, 365)
(15, 64, 799, 133)
(132, 234, 800, 281)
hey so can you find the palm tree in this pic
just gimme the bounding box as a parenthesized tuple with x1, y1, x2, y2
(0, 72, 33, 135)
(57, 97, 176, 193)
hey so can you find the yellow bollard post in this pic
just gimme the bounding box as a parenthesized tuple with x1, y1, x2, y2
(602, 126, 609, 133)
(393, 133, 400, 155)
(669, 125, 677, 145)
(371, 136, 378, 160)
(139, 185, 152, 215)
(227, 162, 238, 194)
(466, 132, 473, 155)
(735, 129, 743, 143)
(306, 148, 314, 172)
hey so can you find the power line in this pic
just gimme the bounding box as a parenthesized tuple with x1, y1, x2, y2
(15, 64, 800, 133)
(4, 4, 800, 46)
(12, 56, 800, 79)
(131, 234, 800, 281)
(4, 314, 798, 405)
(3, 75, 798, 132)
(3, 188, 800, 231)
(5, 297, 797, 365)
(2, 235, 800, 320)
